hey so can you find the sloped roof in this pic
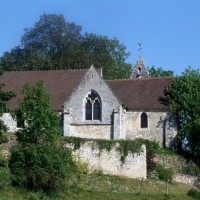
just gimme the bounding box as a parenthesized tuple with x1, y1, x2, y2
(0, 69, 173, 111)
(107, 78, 173, 110)
(0, 70, 87, 110)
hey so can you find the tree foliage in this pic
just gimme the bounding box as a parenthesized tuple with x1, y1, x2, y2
(148, 65, 174, 77)
(0, 71, 15, 143)
(165, 67, 200, 160)
(9, 81, 76, 191)
(16, 81, 61, 144)
(0, 13, 131, 79)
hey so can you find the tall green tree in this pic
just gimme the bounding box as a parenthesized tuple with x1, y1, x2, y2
(165, 67, 200, 160)
(148, 65, 174, 77)
(0, 13, 131, 79)
(16, 81, 61, 144)
(9, 81, 76, 191)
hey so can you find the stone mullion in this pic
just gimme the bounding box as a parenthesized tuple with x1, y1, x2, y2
(91, 101, 94, 120)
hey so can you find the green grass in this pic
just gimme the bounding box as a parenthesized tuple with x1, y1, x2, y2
(1, 136, 199, 199)
(0, 165, 197, 200)
(2, 132, 15, 135)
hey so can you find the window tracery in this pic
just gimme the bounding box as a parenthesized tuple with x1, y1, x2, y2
(85, 90, 101, 120)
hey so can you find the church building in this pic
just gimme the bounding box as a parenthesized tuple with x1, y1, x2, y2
(0, 56, 177, 147)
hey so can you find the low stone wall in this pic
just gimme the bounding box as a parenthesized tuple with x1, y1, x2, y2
(153, 154, 200, 176)
(64, 141, 147, 179)
(173, 174, 200, 188)
(153, 153, 200, 187)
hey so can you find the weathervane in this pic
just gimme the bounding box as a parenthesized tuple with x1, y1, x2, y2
(138, 42, 143, 55)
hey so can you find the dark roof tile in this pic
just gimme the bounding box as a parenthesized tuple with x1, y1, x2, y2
(0, 70, 87, 110)
(107, 78, 173, 110)
(0, 70, 173, 111)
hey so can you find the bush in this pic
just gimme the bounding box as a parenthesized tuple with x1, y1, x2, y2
(187, 188, 200, 199)
(0, 168, 10, 189)
(147, 170, 159, 180)
(0, 135, 8, 144)
(0, 153, 8, 167)
(154, 164, 173, 181)
(9, 143, 76, 192)
(75, 159, 89, 174)
(92, 169, 104, 176)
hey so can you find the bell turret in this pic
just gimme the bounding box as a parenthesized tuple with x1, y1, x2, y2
(130, 56, 149, 79)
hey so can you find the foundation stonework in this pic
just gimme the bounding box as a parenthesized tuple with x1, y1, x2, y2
(64, 141, 147, 179)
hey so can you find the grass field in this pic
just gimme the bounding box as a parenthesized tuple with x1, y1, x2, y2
(0, 166, 199, 200)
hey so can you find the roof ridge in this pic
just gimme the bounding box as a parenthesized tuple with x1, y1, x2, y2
(107, 77, 174, 82)
(3, 69, 88, 73)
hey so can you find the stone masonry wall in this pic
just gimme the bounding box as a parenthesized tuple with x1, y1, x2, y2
(125, 110, 177, 147)
(154, 154, 200, 188)
(64, 141, 147, 179)
(63, 67, 123, 140)
(68, 124, 112, 140)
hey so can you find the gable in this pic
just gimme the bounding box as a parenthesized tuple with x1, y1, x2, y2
(63, 66, 121, 123)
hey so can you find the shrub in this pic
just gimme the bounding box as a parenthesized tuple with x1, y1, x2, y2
(154, 164, 173, 181)
(187, 188, 200, 199)
(0, 153, 8, 167)
(0, 167, 10, 189)
(9, 143, 76, 191)
(0, 135, 8, 144)
(147, 170, 159, 180)
(9, 82, 78, 192)
(75, 159, 89, 174)
(92, 169, 104, 176)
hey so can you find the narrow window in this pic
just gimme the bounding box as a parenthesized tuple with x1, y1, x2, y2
(141, 112, 148, 128)
(93, 101, 101, 120)
(85, 90, 101, 121)
(86, 100, 92, 120)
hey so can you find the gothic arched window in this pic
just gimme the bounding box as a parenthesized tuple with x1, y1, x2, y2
(141, 112, 148, 128)
(85, 90, 101, 121)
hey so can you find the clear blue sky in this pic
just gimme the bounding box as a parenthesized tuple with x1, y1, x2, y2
(1, 0, 200, 75)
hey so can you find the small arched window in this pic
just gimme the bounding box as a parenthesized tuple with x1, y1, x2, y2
(141, 112, 148, 128)
(85, 90, 101, 121)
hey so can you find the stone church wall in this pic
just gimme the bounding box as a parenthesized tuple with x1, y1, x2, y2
(125, 110, 177, 147)
(64, 141, 147, 179)
(68, 124, 112, 139)
(63, 67, 122, 140)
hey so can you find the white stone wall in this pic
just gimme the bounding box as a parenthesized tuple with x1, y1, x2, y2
(173, 174, 200, 188)
(125, 110, 177, 147)
(63, 67, 123, 140)
(68, 124, 112, 139)
(65, 141, 146, 179)
(0, 113, 17, 132)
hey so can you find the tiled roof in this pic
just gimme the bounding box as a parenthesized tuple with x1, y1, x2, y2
(0, 70, 173, 111)
(0, 70, 87, 110)
(107, 78, 174, 110)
